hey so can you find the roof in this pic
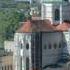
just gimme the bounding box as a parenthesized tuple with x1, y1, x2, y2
(17, 19, 56, 33)
(17, 19, 70, 33)
(56, 22, 70, 31)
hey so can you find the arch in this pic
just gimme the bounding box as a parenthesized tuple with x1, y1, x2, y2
(26, 43, 29, 50)
(54, 9, 60, 21)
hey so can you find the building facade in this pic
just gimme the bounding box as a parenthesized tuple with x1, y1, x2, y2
(0, 52, 13, 70)
(30, 0, 70, 24)
(13, 20, 70, 70)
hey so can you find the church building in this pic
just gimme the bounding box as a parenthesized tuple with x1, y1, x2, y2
(13, 0, 70, 70)
(13, 19, 70, 70)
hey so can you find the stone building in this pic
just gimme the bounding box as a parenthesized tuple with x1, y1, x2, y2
(13, 0, 70, 70)
(13, 19, 70, 70)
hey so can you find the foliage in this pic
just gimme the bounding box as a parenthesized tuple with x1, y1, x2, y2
(0, 1, 31, 48)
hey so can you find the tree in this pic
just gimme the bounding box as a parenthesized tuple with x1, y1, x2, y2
(0, 8, 23, 47)
(0, 1, 31, 48)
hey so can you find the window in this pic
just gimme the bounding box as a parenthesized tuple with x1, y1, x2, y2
(54, 43, 57, 49)
(48, 44, 51, 49)
(26, 57, 29, 70)
(26, 43, 29, 50)
(54, 9, 60, 21)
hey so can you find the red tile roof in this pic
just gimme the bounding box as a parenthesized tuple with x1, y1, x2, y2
(56, 22, 70, 31)
(17, 20, 70, 33)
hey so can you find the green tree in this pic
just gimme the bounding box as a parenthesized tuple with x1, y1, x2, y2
(0, 1, 31, 48)
(0, 8, 23, 47)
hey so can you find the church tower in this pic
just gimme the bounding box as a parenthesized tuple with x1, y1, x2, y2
(41, 0, 70, 24)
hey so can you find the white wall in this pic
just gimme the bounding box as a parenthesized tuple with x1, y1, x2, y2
(14, 33, 32, 70)
(41, 3, 53, 23)
(41, 3, 62, 24)
(63, 32, 70, 54)
(41, 2, 70, 24)
(4, 41, 15, 52)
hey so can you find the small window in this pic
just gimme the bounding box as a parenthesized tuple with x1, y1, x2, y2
(26, 43, 29, 50)
(54, 9, 60, 21)
(48, 44, 51, 49)
(54, 43, 57, 49)
(44, 44, 47, 49)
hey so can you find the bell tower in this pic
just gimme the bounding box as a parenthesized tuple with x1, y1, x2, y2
(41, 0, 70, 24)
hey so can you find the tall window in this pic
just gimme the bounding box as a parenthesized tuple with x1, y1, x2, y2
(55, 9, 60, 21)
(26, 57, 29, 70)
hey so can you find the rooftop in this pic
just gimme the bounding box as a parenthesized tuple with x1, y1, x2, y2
(17, 19, 70, 33)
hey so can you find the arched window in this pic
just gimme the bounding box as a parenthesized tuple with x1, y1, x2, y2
(54, 9, 60, 21)
(26, 43, 29, 50)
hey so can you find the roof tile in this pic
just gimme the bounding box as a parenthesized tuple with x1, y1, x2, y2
(17, 20, 70, 33)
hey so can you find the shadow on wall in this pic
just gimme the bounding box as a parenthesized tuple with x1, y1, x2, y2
(43, 32, 70, 69)
(57, 32, 70, 65)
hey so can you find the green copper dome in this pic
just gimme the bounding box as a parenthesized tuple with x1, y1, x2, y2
(43, 0, 63, 3)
